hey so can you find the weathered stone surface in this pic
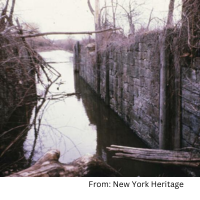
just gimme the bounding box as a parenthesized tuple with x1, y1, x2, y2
(74, 29, 200, 150)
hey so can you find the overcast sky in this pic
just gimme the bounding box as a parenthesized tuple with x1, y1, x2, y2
(15, 0, 94, 37)
(14, 0, 182, 40)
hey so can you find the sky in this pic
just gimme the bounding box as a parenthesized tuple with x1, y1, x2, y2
(14, 0, 182, 40)
(15, 0, 95, 39)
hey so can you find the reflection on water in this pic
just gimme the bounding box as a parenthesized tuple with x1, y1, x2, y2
(0, 50, 186, 176)
(74, 74, 181, 176)
(24, 50, 97, 164)
(0, 95, 36, 176)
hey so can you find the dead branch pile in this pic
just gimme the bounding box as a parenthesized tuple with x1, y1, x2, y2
(182, 0, 200, 53)
(0, 0, 61, 175)
(0, 0, 61, 128)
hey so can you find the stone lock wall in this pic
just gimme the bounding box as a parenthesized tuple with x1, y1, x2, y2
(181, 57, 200, 148)
(74, 30, 200, 149)
(101, 33, 160, 148)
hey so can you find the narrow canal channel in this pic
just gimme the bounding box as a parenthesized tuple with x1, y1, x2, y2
(1, 50, 186, 177)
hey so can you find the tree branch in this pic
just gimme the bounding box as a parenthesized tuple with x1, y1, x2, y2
(166, 0, 175, 27)
(0, 0, 9, 31)
(1, 0, 9, 16)
(146, 8, 154, 30)
(17, 28, 121, 38)
(87, 0, 94, 15)
(8, 0, 16, 26)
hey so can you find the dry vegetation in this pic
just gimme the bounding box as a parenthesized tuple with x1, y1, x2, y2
(53, 37, 77, 52)
(0, 0, 199, 176)
(0, 0, 61, 176)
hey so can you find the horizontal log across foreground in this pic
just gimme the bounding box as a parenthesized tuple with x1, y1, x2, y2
(107, 145, 200, 168)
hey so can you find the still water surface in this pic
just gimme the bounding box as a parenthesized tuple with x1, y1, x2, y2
(24, 50, 97, 164)
(1, 50, 186, 176)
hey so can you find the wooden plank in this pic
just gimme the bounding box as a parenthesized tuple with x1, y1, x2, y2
(113, 154, 200, 167)
(107, 145, 200, 168)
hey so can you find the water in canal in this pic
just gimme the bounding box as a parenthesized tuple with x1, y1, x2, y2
(0, 50, 186, 177)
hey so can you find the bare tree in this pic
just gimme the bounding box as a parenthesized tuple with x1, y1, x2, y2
(8, 0, 16, 26)
(182, 0, 200, 52)
(111, 0, 118, 28)
(0, 0, 9, 30)
(146, 8, 154, 30)
(113, 0, 144, 36)
(167, 0, 175, 27)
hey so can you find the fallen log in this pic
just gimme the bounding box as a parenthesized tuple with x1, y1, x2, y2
(107, 145, 200, 168)
(8, 149, 121, 177)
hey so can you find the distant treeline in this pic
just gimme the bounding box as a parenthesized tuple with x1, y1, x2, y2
(28, 36, 95, 52)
